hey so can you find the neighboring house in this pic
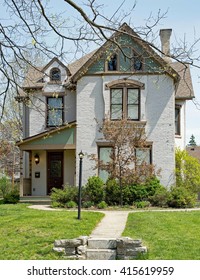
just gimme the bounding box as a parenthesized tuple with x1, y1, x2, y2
(186, 146, 200, 162)
(16, 23, 194, 197)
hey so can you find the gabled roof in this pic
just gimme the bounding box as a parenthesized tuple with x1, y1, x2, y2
(66, 23, 180, 84)
(16, 123, 76, 150)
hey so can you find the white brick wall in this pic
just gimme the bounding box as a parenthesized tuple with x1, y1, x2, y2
(76, 74, 176, 187)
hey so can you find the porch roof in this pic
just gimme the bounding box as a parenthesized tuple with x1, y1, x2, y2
(16, 124, 76, 151)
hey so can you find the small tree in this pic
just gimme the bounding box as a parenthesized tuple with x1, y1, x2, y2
(188, 134, 197, 146)
(175, 148, 200, 193)
(93, 118, 159, 205)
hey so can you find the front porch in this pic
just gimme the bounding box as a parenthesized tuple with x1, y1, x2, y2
(17, 124, 76, 197)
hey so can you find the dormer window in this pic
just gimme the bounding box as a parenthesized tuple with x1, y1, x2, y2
(50, 68, 61, 81)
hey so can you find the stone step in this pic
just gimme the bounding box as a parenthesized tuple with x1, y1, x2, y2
(20, 196, 51, 205)
(86, 249, 116, 260)
(87, 238, 117, 249)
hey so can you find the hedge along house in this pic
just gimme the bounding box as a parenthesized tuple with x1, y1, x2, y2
(16, 23, 194, 197)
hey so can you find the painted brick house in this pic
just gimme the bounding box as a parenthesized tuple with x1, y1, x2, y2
(16, 23, 194, 197)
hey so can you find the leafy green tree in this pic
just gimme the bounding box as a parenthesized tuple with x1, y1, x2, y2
(175, 148, 200, 193)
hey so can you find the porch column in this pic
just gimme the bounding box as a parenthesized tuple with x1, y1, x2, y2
(19, 150, 23, 196)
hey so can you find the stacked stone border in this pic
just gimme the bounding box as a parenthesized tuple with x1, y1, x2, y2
(53, 236, 147, 260)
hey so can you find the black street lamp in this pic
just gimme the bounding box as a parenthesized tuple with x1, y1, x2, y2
(78, 150, 84, 220)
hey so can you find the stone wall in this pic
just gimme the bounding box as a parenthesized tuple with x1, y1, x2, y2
(53, 236, 147, 260)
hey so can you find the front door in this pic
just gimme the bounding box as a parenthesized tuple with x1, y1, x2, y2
(47, 152, 63, 194)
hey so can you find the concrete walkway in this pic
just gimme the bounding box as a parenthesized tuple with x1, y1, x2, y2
(90, 211, 129, 238)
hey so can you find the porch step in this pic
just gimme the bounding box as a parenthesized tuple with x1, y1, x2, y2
(20, 196, 51, 205)
(87, 238, 117, 249)
(86, 238, 117, 260)
(86, 249, 117, 260)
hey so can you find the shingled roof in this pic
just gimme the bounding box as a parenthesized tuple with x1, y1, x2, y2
(170, 62, 194, 99)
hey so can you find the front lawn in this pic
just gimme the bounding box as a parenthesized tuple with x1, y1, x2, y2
(0, 204, 104, 260)
(123, 211, 200, 259)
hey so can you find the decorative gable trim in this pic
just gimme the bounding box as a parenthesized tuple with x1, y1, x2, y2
(68, 23, 180, 84)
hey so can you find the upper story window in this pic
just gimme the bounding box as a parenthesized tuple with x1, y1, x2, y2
(50, 68, 61, 81)
(132, 55, 143, 71)
(175, 106, 181, 135)
(47, 97, 63, 127)
(107, 54, 118, 71)
(110, 87, 140, 120)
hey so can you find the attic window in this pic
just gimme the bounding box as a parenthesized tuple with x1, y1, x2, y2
(132, 55, 142, 71)
(50, 68, 61, 81)
(108, 54, 117, 71)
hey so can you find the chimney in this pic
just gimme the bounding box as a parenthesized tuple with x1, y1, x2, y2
(159, 29, 172, 61)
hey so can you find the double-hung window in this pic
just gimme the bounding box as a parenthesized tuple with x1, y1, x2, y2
(111, 87, 140, 120)
(47, 97, 63, 127)
(135, 147, 152, 165)
(175, 106, 181, 135)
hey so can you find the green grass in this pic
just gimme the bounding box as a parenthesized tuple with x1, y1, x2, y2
(0, 204, 104, 260)
(123, 211, 200, 259)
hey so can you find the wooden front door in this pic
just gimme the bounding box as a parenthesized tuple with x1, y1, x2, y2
(47, 152, 63, 194)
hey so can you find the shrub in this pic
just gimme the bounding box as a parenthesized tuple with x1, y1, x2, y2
(149, 186, 170, 207)
(84, 176, 105, 205)
(175, 148, 200, 193)
(82, 201, 94, 208)
(105, 178, 121, 205)
(145, 177, 163, 196)
(97, 201, 108, 209)
(50, 185, 78, 208)
(168, 186, 197, 208)
(3, 186, 20, 204)
(0, 176, 12, 197)
(105, 177, 163, 206)
(65, 201, 77, 208)
(133, 201, 151, 208)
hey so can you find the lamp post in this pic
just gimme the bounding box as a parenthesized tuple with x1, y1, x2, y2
(78, 150, 84, 220)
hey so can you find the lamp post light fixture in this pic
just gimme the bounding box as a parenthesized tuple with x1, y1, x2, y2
(34, 154, 40, 165)
(78, 150, 84, 220)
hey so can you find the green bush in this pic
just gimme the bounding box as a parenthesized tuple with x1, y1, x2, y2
(105, 177, 163, 206)
(133, 201, 151, 208)
(145, 177, 163, 197)
(168, 186, 197, 208)
(149, 186, 170, 207)
(82, 201, 94, 208)
(97, 201, 108, 209)
(175, 148, 200, 193)
(65, 201, 77, 208)
(0, 176, 12, 197)
(84, 176, 105, 205)
(3, 187, 20, 204)
(105, 178, 121, 205)
(50, 185, 78, 208)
